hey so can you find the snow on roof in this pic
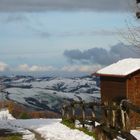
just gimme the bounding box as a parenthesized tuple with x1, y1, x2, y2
(96, 58, 140, 77)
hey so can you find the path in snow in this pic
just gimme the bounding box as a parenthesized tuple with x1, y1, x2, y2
(12, 119, 94, 140)
(6, 119, 44, 140)
(1, 109, 140, 140)
(29, 129, 45, 140)
(8, 122, 44, 140)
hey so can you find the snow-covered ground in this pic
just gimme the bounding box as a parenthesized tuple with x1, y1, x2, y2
(0, 109, 94, 140)
(14, 119, 94, 140)
(0, 109, 140, 140)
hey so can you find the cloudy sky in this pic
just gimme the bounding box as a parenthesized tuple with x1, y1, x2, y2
(0, 0, 139, 76)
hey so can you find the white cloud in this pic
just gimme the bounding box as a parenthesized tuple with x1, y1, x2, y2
(14, 64, 101, 74)
(17, 64, 29, 71)
(0, 61, 101, 76)
(0, 62, 9, 71)
(61, 65, 102, 73)
(17, 64, 56, 72)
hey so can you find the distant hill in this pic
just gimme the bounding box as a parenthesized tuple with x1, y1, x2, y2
(0, 75, 100, 113)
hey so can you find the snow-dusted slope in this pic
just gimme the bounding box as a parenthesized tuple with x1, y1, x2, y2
(1, 76, 100, 112)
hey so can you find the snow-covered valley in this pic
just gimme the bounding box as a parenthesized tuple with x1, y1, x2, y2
(0, 75, 100, 113)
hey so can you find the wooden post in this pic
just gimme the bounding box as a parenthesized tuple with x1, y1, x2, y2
(71, 102, 75, 123)
(104, 101, 110, 127)
(91, 106, 95, 128)
(62, 105, 65, 120)
(66, 106, 70, 120)
(120, 100, 131, 132)
(91, 106, 96, 118)
(81, 102, 85, 127)
(124, 111, 130, 132)
(121, 108, 126, 131)
(112, 102, 117, 127)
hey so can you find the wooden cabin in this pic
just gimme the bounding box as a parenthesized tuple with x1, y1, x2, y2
(96, 58, 140, 128)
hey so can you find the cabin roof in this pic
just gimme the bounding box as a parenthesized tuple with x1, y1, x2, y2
(96, 58, 140, 77)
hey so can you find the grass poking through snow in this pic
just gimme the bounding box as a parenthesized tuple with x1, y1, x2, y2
(61, 119, 96, 138)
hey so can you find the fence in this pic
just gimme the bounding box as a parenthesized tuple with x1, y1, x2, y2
(62, 100, 139, 140)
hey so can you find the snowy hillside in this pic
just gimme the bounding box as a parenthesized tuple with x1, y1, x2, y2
(0, 76, 100, 112)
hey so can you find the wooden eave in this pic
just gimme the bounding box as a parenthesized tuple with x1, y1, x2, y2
(95, 73, 127, 78)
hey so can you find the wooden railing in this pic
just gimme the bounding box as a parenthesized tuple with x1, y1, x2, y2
(62, 100, 140, 140)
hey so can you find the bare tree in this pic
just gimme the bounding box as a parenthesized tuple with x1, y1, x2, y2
(119, 0, 140, 48)
(136, 0, 140, 18)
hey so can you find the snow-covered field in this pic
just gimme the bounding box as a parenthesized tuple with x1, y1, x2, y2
(0, 109, 94, 140)
(0, 109, 140, 140)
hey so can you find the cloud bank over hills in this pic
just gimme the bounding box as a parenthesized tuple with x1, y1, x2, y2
(0, 43, 139, 76)
(64, 43, 140, 66)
